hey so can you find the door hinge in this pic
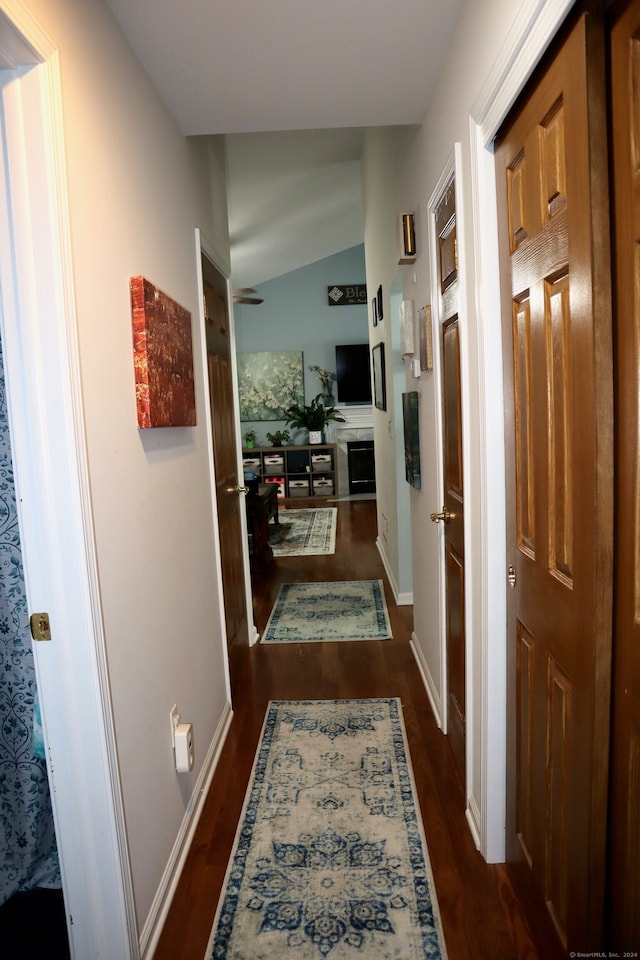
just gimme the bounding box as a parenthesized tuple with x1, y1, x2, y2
(30, 612, 51, 642)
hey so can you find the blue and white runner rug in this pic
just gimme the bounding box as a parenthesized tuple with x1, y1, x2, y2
(262, 580, 392, 644)
(206, 699, 447, 959)
(269, 508, 337, 557)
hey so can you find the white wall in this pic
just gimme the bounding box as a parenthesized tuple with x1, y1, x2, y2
(234, 244, 369, 446)
(362, 0, 575, 859)
(361, 126, 416, 602)
(22, 0, 231, 941)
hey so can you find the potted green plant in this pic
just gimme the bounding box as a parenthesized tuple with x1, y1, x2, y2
(266, 429, 290, 447)
(243, 429, 256, 449)
(284, 394, 345, 444)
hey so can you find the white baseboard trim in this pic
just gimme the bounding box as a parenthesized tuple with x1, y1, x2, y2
(465, 794, 482, 852)
(411, 630, 484, 854)
(375, 537, 412, 605)
(139, 700, 234, 959)
(376, 537, 397, 598)
(410, 632, 443, 730)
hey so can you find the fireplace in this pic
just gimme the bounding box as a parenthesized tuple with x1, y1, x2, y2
(347, 440, 376, 494)
(326, 406, 374, 496)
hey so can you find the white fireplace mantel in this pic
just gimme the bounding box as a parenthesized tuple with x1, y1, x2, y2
(329, 405, 373, 431)
(326, 406, 374, 495)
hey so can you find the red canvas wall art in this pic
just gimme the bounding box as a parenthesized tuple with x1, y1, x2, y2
(130, 276, 196, 428)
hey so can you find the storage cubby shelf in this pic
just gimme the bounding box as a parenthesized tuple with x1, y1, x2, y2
(242, 443, 338, 499)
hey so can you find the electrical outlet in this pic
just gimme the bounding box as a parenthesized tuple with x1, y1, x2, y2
(169, 704, 180, 747)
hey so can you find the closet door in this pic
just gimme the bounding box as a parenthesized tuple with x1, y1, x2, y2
(495, 9, 613, 952)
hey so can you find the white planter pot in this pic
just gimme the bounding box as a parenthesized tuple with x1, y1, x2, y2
(308, 430, 322, 445)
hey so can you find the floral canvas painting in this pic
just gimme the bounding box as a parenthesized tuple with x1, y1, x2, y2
(237, 351, 304, 421)
(130, 276, 196, 428)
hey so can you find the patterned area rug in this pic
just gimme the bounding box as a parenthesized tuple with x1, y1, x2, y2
(262, 580, 392, 644)
(206, 699, 447, 960)
(268, 508, 337, 557)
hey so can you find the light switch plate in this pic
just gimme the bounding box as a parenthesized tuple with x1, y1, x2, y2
(169, 704, 180, 747)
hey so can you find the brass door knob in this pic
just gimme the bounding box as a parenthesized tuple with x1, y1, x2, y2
(430, 506, 455, 524)
(231, 484, 250, 494)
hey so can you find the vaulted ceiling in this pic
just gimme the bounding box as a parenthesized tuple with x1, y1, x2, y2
(104, 0, 463, 288)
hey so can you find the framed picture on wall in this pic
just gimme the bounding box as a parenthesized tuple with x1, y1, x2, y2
(372, 342, 386, 411)
(402, 391, 421, 489)
(237, 350, 304, 420)
(419, 304, 433, 371)
(130, 276, 196, 429)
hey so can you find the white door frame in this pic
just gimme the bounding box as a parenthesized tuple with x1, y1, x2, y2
(427, 144, 477, 827)
(0, 2, 136, 955)
(426, 152, 456, 739)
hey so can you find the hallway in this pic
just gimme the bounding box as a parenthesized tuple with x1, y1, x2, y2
(153, 498, 557, 960)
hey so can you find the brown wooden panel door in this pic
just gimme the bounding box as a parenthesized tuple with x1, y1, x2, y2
(442, 315, 465, 784)
(496, 10, 613, 952)
(609, 0, 640, 947)
(202, 254, 248, 653)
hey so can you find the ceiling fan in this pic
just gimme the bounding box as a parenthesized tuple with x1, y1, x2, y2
(233, 287, 263, 305)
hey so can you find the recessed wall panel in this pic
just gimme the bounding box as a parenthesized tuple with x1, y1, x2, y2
(545, 658, 571, 947)
(513, 296, 535, 557)
(546, 274, 573, 585)
(541, 100, 567, 219)
(516, 624, 535, 866)
(508, 150, 527, 250)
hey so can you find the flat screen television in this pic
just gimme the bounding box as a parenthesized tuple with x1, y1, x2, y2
(335, 343, 372, 405)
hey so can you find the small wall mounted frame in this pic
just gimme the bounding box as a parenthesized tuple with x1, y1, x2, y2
(372, 342, 386, 411)
(327, 284, 367, 305)
(399, 299, 415, 356)
(419, 304, 433, 371)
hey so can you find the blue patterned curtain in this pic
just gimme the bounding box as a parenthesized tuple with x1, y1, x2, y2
(0, 337, 60, 906)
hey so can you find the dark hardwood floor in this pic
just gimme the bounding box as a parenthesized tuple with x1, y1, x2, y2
(152, 497, 546, 959)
